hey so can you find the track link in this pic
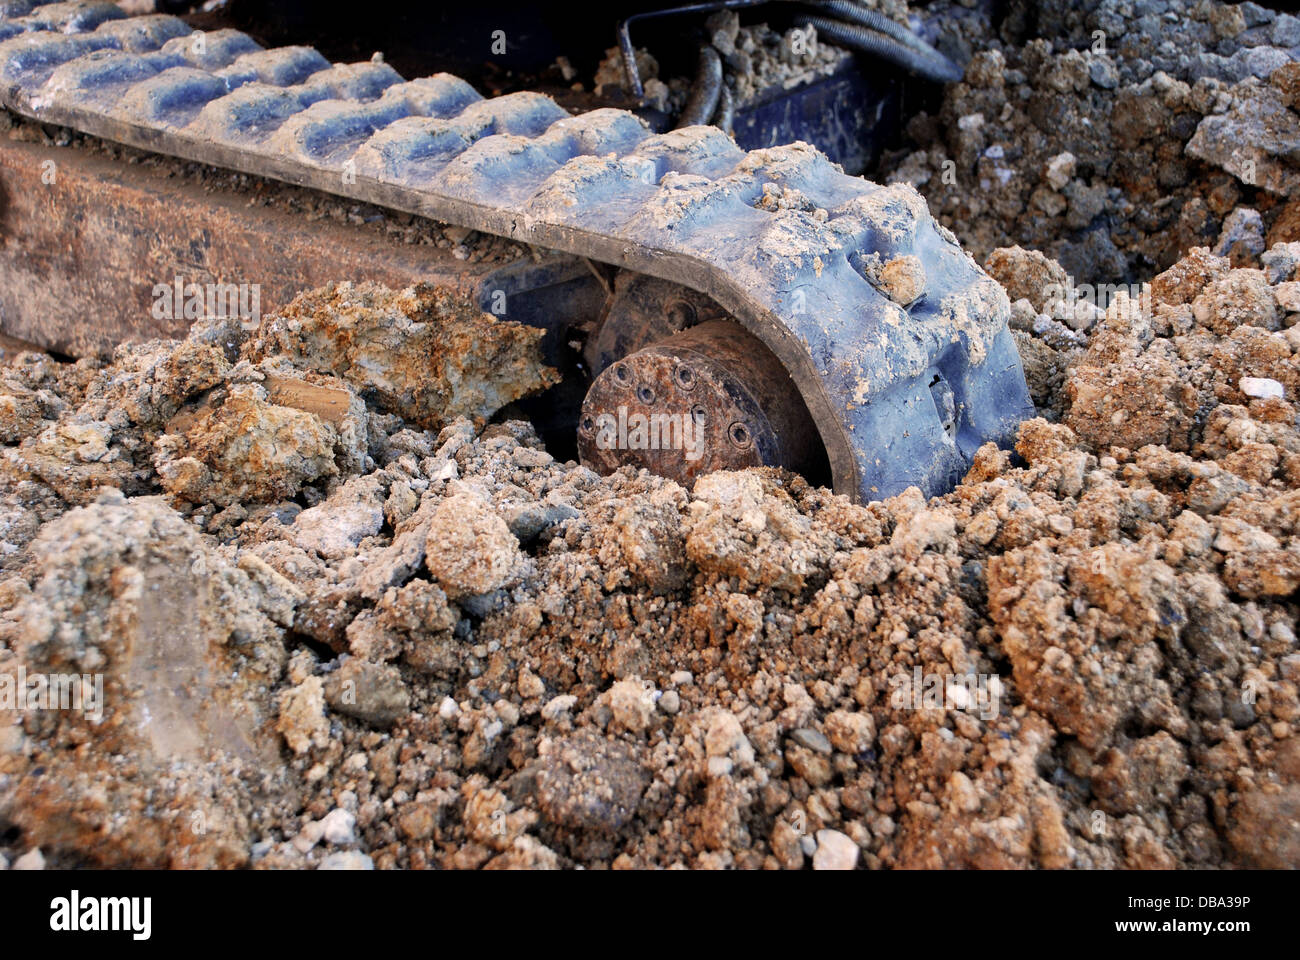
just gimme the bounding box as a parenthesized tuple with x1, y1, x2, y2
(0, 1, 1034, 502)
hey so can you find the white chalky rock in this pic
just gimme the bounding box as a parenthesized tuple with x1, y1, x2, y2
(12, 848, 45, 871)
(1240, 377, 1284, 399)
(320, 808, 357, 845)
(318, 851, 374, 870)
(812, 830, 859, 870)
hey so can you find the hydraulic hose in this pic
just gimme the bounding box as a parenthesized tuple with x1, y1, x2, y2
(676, 45, 724, 128)
(794, 11, 963, 84)
(807, 0, 936, 56)
(713, 82, 735, 136)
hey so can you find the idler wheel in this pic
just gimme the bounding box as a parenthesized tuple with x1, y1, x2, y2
(578, 320, 823, 486)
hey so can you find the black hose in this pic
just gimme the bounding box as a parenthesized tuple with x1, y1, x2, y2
(712, 83, 735, 136)
(806, 0, 935, 56)
(794, 13, 963, 84)
(676, 45, 724, 128)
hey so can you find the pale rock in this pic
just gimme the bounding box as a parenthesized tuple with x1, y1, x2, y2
(12, 848, 45, 871)
(320, 808, 357, 845)
(1045, 151, 1076, 191)
(541, 694, 578, 722)
(318, 851, 374, 870)
(606, 677, 656, 733)
(812, 829, 859, 870)
(1239, 376, 1284, 399)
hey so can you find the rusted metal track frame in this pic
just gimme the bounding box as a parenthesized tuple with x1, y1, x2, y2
(0, 132, 600, 357)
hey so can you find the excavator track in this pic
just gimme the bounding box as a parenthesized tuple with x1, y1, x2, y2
(0, 1, 1034, 502)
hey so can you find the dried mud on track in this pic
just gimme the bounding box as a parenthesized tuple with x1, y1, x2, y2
(0, 237, 1297, 870)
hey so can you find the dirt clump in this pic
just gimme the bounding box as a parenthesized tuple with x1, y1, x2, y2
(244, 282, 560, 432)
(1, 491, 293, 868)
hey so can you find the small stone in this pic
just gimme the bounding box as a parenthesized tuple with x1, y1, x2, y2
(947, 771, 982, 813)
(1187, 84, 1300, 194)
(12, 848, 45, 870)
(966, 510, 1000, 545)
(812, 829, 859, 870)
(1273, 13, 1300, 47)
(396, 802, 439, 841)
(1273, 281, 1300, 312)
(703, 710, 753, 765)
(320, 808, 357, 845)
(1009, 298, 1038, 332)
(1227, 696, 1256, 729)
(277, 677, 330, 755)
(318, 851, 374, 870)
(324, 659, 411, 727)
(878, 255, 926, 305)
(1280, 654, 1300, 683)
(1239, 376, 1284, 399)
(292, 819, 324, 853)
(541, 694, 578, 722)
(606, 677, 656, 733)
(825, 710, 876, 754)
(1045, 152, 1076, 191)
(1215, 517, 1281, 553)
(512, 447, 553, 469)
(658, 690, 680, 714)
(1240, 3, 1275, 29)
(533, 731, 648, 834)
(785, 743, 833, 786)
(1261, 243, 1300, 283)
(1209, 3, 1247, 39)
(790, 727, 832, 755)
(985, 246, 1070, 313)
(1215, 207, 1265, 261)
(518, 669, 546, 700)
(1242, 45, 1292, 80)
(288, 486, 384, 559)
(424, 492, 523, 599)
(1088, 57, 1119, 89)
(503, 501, 577, 542)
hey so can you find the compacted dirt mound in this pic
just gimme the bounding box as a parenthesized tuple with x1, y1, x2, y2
(0, 243, 1297, 869)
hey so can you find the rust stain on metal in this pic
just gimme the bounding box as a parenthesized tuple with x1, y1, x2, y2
(0, 136, 574, 358)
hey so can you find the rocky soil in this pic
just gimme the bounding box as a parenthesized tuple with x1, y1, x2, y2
(0, 0, 1298, 872)
(884, 0, 1300, 286)
(0, 230, 1297, 870)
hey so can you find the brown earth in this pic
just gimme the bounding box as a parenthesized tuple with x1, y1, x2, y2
(0, 235, 1297, 869)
